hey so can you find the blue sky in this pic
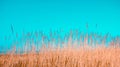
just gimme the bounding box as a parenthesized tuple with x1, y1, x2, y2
(0, 0, 120, 48)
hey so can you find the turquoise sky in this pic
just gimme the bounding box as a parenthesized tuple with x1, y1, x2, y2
(0, 0, 120, 48)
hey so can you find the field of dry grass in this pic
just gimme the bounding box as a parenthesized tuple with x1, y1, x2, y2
(0, 46, 120, 67)
(0, 31, 120, 67)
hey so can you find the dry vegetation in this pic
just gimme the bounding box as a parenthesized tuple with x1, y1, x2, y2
(0, 47, 120, 67)
(0, 30, 120, 67)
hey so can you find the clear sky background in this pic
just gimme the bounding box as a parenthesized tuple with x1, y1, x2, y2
(0, 0, 120, 49)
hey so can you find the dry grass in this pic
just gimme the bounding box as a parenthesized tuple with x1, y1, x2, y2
(1, 30, 120, 67)
(0, 46, 120, 67)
